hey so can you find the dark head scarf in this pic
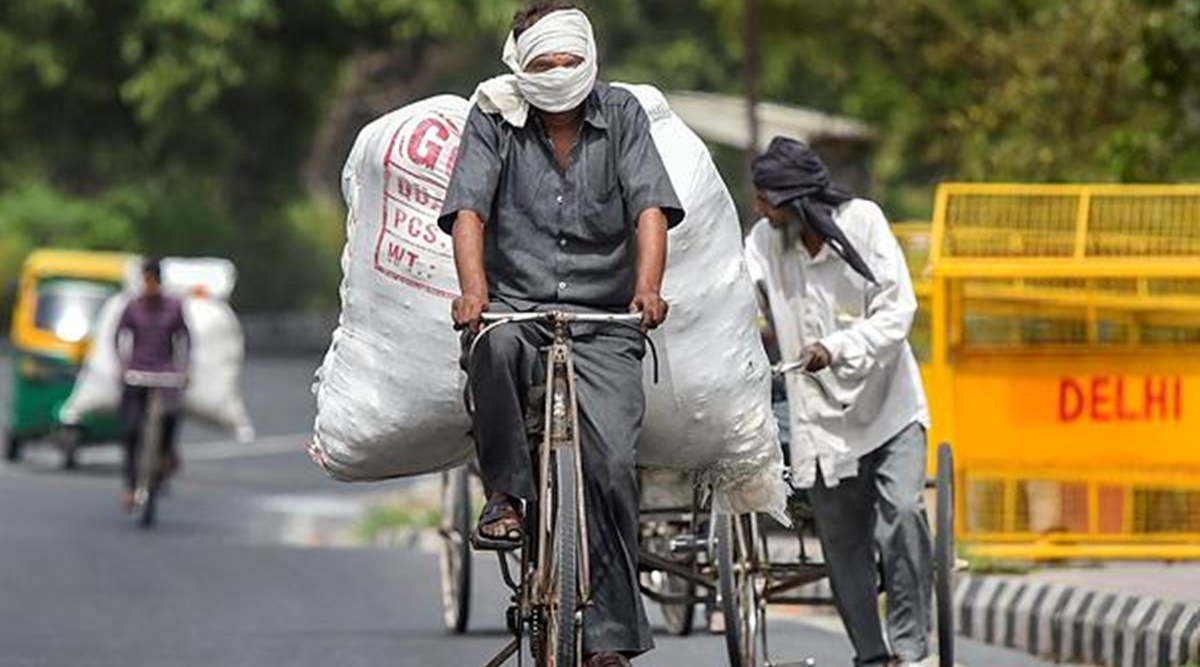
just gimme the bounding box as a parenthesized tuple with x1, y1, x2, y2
(751, 137, 877, 284)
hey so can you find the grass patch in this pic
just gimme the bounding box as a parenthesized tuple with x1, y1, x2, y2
(961, 553, 1035, 576)
(358, 503, 439, 542)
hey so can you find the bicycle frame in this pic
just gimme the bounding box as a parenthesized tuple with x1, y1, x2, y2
(124, 370, 186, 528)
(472, 310, 646, 667)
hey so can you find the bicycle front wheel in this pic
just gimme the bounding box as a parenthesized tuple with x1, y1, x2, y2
(135, 415, 162, 529)
(539, 445, 580, 667)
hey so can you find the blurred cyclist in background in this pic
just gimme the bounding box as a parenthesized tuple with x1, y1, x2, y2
(114, 259, 190, 511)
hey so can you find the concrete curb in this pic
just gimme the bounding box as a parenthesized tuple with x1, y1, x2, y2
(956, 573, 1200, 667)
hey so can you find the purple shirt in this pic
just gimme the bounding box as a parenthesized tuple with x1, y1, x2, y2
(115, 294, 191, 373)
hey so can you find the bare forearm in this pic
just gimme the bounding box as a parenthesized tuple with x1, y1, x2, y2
(635, 208, 668, 294)
(452, 210, 488, 298)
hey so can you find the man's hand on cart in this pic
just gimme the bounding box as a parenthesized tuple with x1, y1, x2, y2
(801, 343, 831, 372)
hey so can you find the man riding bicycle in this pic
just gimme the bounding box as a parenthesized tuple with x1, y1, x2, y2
(437, 3, 683, 664)
(114, 259, 190, 512)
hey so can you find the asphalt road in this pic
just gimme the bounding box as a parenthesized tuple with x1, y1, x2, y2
(0, 349, 1058, 667)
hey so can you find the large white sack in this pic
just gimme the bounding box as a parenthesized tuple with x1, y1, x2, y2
(311, 95, 476, 480)
(120, 257, 238, 301)
(615, 83, 785, 516)
(60, 295, 129, 424)
(182, 298, 255, 440)
(312, 87, 786, 517)
(60, 290, 254, 441)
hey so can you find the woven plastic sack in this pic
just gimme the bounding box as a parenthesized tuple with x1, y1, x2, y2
(311, 88, 786, 517)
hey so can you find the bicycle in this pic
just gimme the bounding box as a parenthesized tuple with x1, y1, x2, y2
(123, 369, 187, 529)
(461, 310, 654, 667)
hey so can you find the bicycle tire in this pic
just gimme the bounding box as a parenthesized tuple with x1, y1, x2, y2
(136, 393, 164, 529)
(935, 443, 956, 667)
(439, 467, 473, 634)
(549, 445, 580, 667)
(136, 431, 160, 529)
(717, 513, 756, 667)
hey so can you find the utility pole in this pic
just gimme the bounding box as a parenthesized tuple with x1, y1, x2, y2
(744, 0, 762, 200)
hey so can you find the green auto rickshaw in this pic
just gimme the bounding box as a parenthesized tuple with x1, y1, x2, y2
(6, 249, 136, 468)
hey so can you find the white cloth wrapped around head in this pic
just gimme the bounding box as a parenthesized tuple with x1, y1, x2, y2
(473, 8, 598, 127)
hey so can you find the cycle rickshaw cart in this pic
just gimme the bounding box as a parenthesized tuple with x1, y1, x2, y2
(632, 424, 957, 667)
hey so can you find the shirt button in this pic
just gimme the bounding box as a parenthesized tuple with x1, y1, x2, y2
(559, 238, 567, 247)
(556, 195, 564, 204)
(558, 281, 567, 290)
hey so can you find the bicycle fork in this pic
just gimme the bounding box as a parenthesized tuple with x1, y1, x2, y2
(535, 329, 591, 621)
(134, 389, 163, 507)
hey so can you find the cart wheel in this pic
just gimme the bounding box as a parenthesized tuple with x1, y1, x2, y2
(58, 427, 81, 470)
(3, 431, 22, 463)
(716, 513, 762, 667)
(439, 466, 472, 634)
(934, 442, 956, 667)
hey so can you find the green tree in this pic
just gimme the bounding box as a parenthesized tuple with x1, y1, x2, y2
(702, 0, 1200, 216)
(0, 0, 521, 310)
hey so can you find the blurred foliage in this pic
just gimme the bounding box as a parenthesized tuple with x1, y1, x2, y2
(0, 179, 139, 331)
(705, 0, 1200, 215)
(0, 0, 1197, 315)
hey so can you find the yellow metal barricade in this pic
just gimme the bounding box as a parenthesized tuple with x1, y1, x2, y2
(926, 183, 1200, 560)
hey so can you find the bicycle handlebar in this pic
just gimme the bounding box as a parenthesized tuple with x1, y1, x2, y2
(770, 354, 848, 409)
(123, 370, 188, 389)
(771, 349, 816, 378)
(463, 310, 660, 417)
(479, 311, 644, 325)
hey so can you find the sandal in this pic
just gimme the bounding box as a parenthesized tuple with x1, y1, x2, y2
(471, 495, 524, 551)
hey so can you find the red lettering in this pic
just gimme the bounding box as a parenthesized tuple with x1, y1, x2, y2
(386, 243, 419, 268)
(392, 208, 407, 229)
(1175, 377, 1183, 421)
(423, 222, 439, 245)
(1060, 379, 1084, 422)
(414, 186, 431, 207)
(1145, 378, 1169, 421)
(407, 218, 423, 240)
(1091, 377, 1112, 422)
(407, 118, 450, 170)
(397, 177, 413, 199)
(1115, 377, 1140, 422)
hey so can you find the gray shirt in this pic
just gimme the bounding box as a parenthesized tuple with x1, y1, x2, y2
(438, 83, 684, 310)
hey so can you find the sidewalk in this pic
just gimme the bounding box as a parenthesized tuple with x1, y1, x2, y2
(956, 563, 1200, 667)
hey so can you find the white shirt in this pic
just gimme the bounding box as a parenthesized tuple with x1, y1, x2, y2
(744, 198, 929, 488)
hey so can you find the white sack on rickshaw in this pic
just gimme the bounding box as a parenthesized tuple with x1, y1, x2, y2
(311, 86, 786, 517)
(60, 259, 255, 441)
